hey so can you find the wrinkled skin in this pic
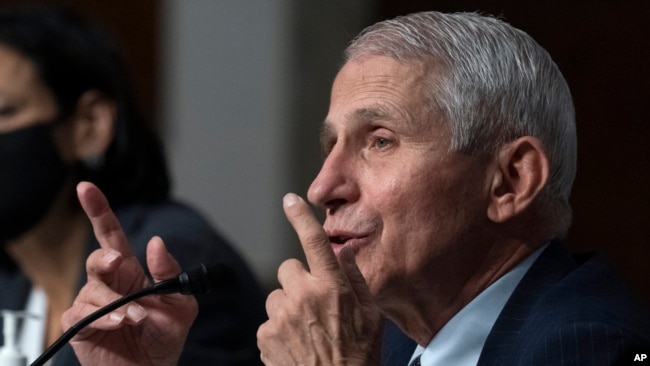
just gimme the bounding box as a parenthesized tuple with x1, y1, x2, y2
(61, 182, 197, 366)
(257, 193, 383, 366)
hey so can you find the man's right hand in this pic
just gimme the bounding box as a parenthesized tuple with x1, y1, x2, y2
(257, 193, 383, 365)
(61, 182, 196, 366)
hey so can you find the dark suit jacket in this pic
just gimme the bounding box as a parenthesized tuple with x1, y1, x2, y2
(381, 240, 650, 365)
(479, 240, 650, 365)
(0, 200, 267, 366)
(382, 318, 417, 365)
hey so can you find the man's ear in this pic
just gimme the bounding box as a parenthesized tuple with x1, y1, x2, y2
(486, 136, 549, 223)
(66, 90, 116, 161)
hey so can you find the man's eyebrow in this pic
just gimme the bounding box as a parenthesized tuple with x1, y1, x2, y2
(319, 106, 394, 150)
(352, 106, 391, 122)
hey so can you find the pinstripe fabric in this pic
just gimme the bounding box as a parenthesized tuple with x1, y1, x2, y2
(478, 240, 650, 365)
(382, 319, 417, 365)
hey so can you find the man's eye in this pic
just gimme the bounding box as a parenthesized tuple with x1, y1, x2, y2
(375, 137, 390, 149)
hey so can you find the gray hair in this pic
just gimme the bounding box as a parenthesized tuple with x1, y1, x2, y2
(344, 11, 577, 235)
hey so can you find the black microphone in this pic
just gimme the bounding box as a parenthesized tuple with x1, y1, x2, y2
(30, 263, 227, 366)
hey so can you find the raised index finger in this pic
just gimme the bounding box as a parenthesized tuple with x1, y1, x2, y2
(282, 193, 339, 277)
(77, 181, 133, 256)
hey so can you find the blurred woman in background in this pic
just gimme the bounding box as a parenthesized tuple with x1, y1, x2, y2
(0, 6, 266, 365)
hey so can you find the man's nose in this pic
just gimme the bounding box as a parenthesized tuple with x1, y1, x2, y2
(307, 147, 358, 212)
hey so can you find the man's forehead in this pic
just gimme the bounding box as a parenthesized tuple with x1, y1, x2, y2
(334, 55, 424, 89)
(321, 105, 393, 134)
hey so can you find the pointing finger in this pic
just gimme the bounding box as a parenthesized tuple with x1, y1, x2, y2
(77, 181, 133, 256)
(283, 193, 339, 277)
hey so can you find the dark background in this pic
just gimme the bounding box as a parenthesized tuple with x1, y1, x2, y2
(0, 0, 161, 126)
(3, 0, 647, 306)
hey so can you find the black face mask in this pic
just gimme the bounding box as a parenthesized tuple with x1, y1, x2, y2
(0, 124, 68, 244)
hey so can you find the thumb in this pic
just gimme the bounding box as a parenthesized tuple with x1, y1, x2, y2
(146, 236, 183, 283)
(339, 247, 374, 306)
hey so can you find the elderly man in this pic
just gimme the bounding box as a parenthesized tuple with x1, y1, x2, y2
(61, 11, 649, 366)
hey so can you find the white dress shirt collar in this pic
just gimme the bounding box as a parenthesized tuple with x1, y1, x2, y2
(409, 244, 548, 366)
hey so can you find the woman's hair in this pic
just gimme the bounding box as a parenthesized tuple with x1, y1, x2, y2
(0, 5, 170, 206)
(345, 11, 577, 236)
